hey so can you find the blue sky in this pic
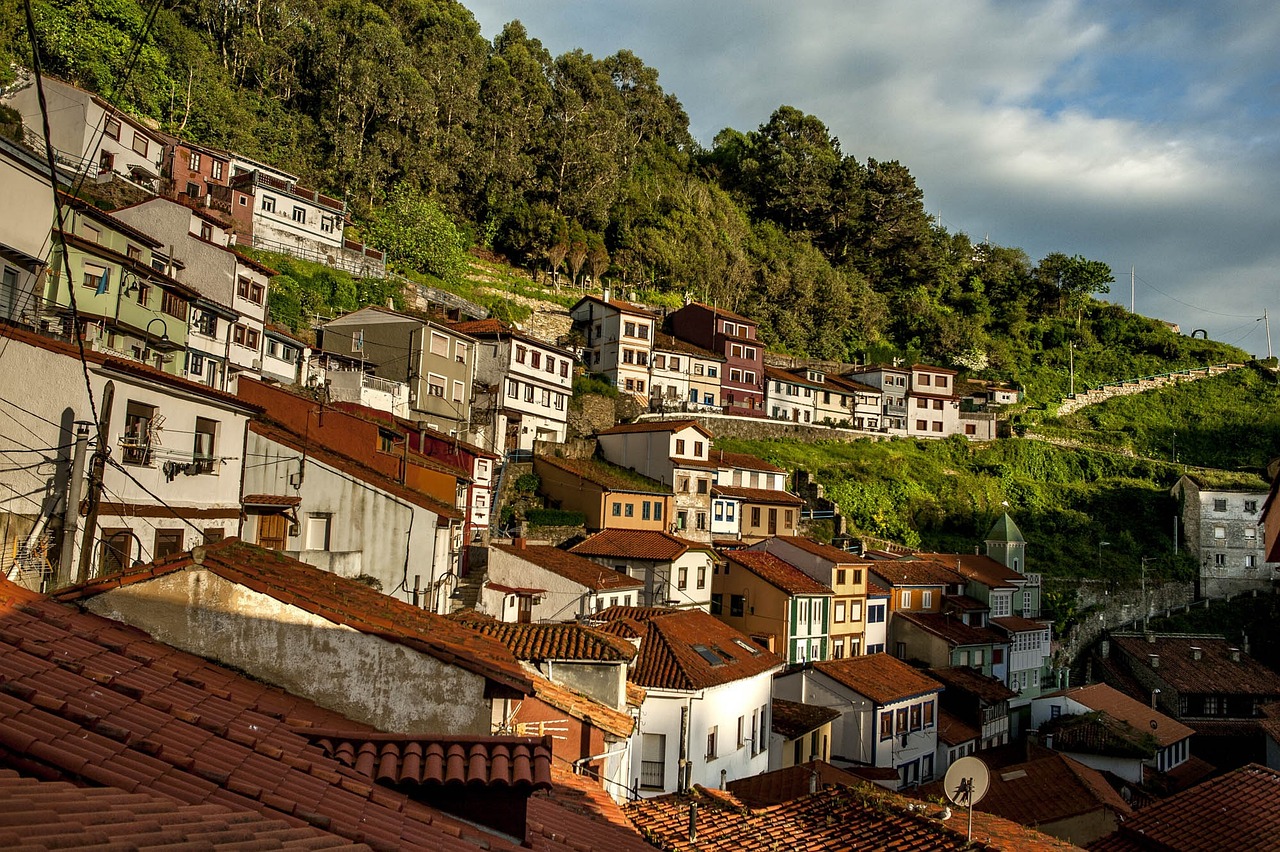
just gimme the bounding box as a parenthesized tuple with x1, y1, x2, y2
(466, 0, 1280, 353)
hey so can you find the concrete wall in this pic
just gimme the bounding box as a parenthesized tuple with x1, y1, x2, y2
(85, 568, 492, 733)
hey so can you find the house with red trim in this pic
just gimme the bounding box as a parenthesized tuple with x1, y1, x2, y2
(666, 301, 766, 417)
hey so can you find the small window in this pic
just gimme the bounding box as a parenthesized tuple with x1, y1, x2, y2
(188, 150, 201, 171)
(305, 514, 332, 550)
(131, 131, 149, 157)
(1245, 500, 1259, 513)
(104, 117, 121, 140)
(1213, 499, 1228, 512)
(210, 159, 224, 181)
(261, 195, 276, 213)
(154, 529, 183, 559)
(292, 206, 307, 223)
(192, 417, 218, 474)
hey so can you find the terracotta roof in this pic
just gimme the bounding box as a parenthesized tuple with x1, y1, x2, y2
(598, 419, 711, 437)
(989, 615, 1050, 634)
(709, 449, 784, 472)
(591, 607, 782, 691)
(1043, 683, 1193, 747)
(1089, 764, 1280, 852)
(490, 543, 645, 591)
(928, 666, 1018, 703)
(54, 539, 533, 695)
(937, 708, 981, 745)
(766, 536, 866, 564)
(454, 619, 637, 663)
(770, 698, 841, 739)
(867, 583, 890, 597)
(0, 769, 365, 850)
(916, 553, 1023, 590)
(532, 767, 653, 851)
(912, 363, 959, 374)
(722, 550, 833, 596)
(726, 759, 865, 807)
(527, 675, 635, 740)
(303, 730, 553, 789)
(811, 654, 943, 705)
(0, 577, 559, 851)
(571, 294, 658, 318)
(1110, 634, 1280, 696)
(1041, 712, 1158, 759)
(328, 401, 499, 460)
(869, 559, 967, 588)
(241, 493, 302, 507)
(535, 454, 671, 494)
(945, 594, 991, 611)
(627, 780, 1079, 852)
(924, 753, 1129, 830)
(764, 365, 826, 390)
(249, 419, 464, 519)
(570, 529, 702, 561)
(899, 612, 1010, 648)
(709, 484, 805, 506)
(678, 300, 756, 325)
(826, 374, 881, 395)
(651, 331, 726, 361)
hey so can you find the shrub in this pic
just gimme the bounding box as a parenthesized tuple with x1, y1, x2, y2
(525, 508, 586, 528)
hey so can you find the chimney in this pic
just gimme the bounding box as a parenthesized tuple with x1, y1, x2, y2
(1100, 639, 1111, 659)
(809, 769, 819, 794)
(1191, 646, 1202, 661)
(720, 768, 727, 790)
(514, 536, 527, 550)
(688, 803, 697, 843)
(1146, 633, 1156, 644)
(1148, 653, 1160, 669)
(1230, 647, 1241, 663)
(602, 284, 612, 303)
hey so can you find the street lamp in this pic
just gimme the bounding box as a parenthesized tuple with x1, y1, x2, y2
(1098, 541, 1111, 574)
(143, 317, 169, 365)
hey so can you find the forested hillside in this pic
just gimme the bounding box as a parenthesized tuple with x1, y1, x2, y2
(0, 0, 1249, 398)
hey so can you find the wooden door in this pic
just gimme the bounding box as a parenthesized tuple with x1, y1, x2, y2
(258, 514, 288, 550)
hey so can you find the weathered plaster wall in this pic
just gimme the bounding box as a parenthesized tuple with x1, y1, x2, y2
(85, 568, 492, 734)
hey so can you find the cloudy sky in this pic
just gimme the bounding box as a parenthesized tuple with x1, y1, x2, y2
(466, 0, 1280, 353)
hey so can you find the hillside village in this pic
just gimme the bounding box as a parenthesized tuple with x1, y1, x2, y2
(3, 73, 1280, 851)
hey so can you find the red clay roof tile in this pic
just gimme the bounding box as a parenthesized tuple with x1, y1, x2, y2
(811, 654, 944, 705)
(709, 485, 805, 506)
(453, 619, 637, 663)
(490, 543, 646, 591)
(722, 550, 833, 596)
(569, 529, 700, 561)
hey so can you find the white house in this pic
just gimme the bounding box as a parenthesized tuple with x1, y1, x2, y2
(480, 540, 645, 623)
(5, 74, 163, 188)
(450, 318, 573, 453)
(568, 528, 716, 610)
(1032, 683, 1196, 783)
(764, 366, 819, 424)
(0, 324, 256, 590)
(597, 419, 717, 541)
(907, 364, 961, 439)
(591, 607, 782, 797)
(773, 654, 944, 789)
(0, 136, 55, 324)
(569, 293, 657, 399)
(648, 332, 723, 414)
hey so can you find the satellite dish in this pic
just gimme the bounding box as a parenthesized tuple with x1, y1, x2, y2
(944, 756, 990, 808)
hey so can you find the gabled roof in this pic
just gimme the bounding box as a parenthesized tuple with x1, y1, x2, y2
(651, 331, 726, 361)
(986, 513, 1026, 544)
(1089, 764, 1280, 852)
(570, 294, 658, 318)
(722, 550, 833, 596)
(926, 752, 1130, 829)
(628, 778, 1077, 851)
(452, 619, 637, 663)
(937, 708, 981, 746)
(710, 484, 805, 506)
(1041, 711, 1159, 759)
(528, 675, 636, 740)
(0, 577, 572, 851)
(726, 759, 864, 808)
(54, 539, 532, 695)
(990, 615, 1051, 634)
(900, 612, 1009, 648)
(674, 300, 756, 325)
(0, 769, 364, 850)
(591, 607, 782, 691)
(490, 543, 645, 592)
(598, 419, 712, 438)
(1042, 683, 1193, 747)
(869, 559, 966, 588)
(929, 666, 1018, 703)
(915, 553, 1022, 589)
(766, 536, 866, 565)
(770, 698, 841, 740)
(710, 449, 785, 473)
(570, 528, 708, 561)
(811, 654, 943, 705)
(1110, 634, 1280, 697)
(536, 454, 671, 494)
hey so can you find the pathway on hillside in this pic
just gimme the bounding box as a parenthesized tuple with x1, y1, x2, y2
(1055, 363, 1242, 416)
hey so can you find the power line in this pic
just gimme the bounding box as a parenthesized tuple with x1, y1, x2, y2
(1132, 270, 1260, 320)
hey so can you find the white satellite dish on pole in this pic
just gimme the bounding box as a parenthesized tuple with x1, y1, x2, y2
(943, 756, 990, 842)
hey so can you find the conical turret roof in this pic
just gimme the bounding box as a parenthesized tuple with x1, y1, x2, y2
(986, 512, 1025, 543)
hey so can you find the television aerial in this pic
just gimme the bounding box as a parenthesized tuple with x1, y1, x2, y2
(943, 756, 990, 842)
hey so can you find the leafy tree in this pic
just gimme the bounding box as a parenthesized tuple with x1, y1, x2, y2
(366, 184, 468, 284)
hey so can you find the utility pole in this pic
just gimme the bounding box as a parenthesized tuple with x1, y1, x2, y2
(1131, 266, 1135, 313)
(1265, 308, 1273, 360)
(57, 422, 91, 588)
(77, 381, 114, 584)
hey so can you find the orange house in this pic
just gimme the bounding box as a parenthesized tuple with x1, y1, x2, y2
(534, 455, 674, 532)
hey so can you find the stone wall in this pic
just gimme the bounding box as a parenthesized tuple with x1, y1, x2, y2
(1055, 364, 1239, 417)
(1052, 578, 1195, 666)
(637, 411, 892, 444)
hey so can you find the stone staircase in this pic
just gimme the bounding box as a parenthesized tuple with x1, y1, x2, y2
(1056, 363, 1241, 416)
(449, 571, 485, 614)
